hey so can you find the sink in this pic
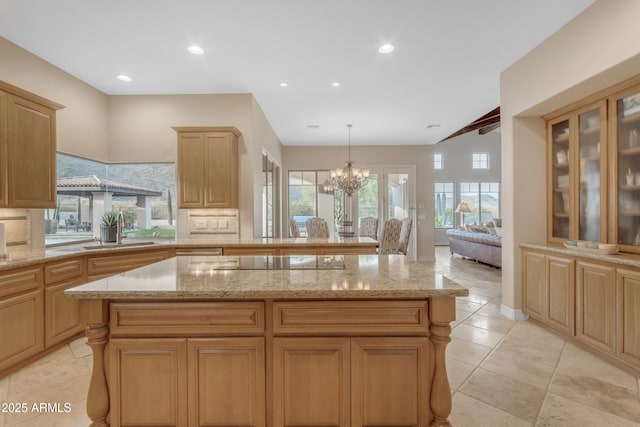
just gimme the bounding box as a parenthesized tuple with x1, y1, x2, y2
(83, 241, 156, 250)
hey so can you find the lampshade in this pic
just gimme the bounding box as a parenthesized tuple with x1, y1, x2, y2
(455, 202, 471, 213)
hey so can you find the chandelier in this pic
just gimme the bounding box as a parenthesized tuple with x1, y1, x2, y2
(330, 124, 369, 196)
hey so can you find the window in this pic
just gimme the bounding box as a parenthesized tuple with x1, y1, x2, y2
(434, 182, 454, 228)
(46, 153, 176, 246)
(434, 153, 443, 170)
(262, 153, 280, 238)
(472, 153, 489, 169)
(288, 170, 334, 237)
(459, 181, 500, 225)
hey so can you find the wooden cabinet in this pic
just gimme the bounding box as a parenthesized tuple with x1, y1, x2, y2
(44, 259, 86, 346)
(174, 127, 240, 209)
(0, 80, 63, 208)
(86, 248, 172, 280)
(616, 268, 640, 367)
(522, 250, 575, 335)
(576, 261, 616, 353)
(272, 300, 431, 427)
(110, 337, 265, 427)
(0, 267, 44, 372)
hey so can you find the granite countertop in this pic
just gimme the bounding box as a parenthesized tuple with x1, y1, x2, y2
(65, 254, 469, 300)
(520, 242, 640, 268)
(0, 237, 378, 272)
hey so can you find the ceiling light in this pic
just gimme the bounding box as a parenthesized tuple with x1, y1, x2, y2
(378, 44, 394, 53)
(116, 74, 132, 82)
(188, 45, 204, 55)
(425, 124, 441, 129)
(307, 125, 320, 129)
(330, 124, 369, 196)
(332, 82, 340, 87)
(280, 82, 288, 87)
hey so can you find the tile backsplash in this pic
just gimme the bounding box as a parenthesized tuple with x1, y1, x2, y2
(0, 209, 30, 252)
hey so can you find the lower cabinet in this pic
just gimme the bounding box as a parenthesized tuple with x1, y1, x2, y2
(522, 246, 640, 372)
(110, 337, 265, 427)
(616, 268, 640, 367)
(0, 267, 44, 372)
(44, 259, 86, 346)
(576, 261, 616, 353)
(273, 336, 430, 427)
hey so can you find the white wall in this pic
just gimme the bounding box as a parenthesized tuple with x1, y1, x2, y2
(500, 0, 640, 318)
(283, 145, 434, 260)
(434, 130, 502, 244)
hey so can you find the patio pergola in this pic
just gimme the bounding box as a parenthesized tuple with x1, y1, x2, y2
(56, 175, 162, 238)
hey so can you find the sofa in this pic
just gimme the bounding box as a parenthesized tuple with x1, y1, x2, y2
(446, 228, 502, 268)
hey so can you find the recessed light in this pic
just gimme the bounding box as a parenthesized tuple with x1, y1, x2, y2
(332, 82, 340, 87)
(188, 45, 204, 55)
(116, 74, 132, 82)
(425, 124, 441, 129)
(307, 124, 320, 129)
(378, 44, 394, 53)
(280, 82, 288, 87)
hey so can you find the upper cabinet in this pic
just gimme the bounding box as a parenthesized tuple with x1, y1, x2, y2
(174, 127, 240, 209)
(546, 76, 640, 253)
(0, 81, 63, 208)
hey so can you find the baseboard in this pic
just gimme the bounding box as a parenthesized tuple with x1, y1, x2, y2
(500, 304, 529, 320)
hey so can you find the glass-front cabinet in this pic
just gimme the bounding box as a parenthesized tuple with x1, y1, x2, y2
(546, 77, 640, 253)
(612, 87, 640, 249)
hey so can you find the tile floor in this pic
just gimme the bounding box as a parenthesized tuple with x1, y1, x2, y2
(0, 247, 639, 426)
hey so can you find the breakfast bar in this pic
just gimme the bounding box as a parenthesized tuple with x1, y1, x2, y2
(66, 254, 469, 427)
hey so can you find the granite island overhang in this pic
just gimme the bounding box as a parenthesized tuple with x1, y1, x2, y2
(66, 254, 469, 427)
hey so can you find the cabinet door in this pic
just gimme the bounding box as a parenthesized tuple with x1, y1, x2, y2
(616, 268, 640, 369)
(188, 338, 265, 427)
(351, 337, 430, 427)
(6, 93, 56, 208)
(204, 132, 238, 208)
(110, 339, 188, 427)
(611, 87, 640, 252)
(44, 282, 84, 346)
(273, 337, 350, 427)
(0, 90, 7, 207)
(522, 250, 547, 320)
(546, 255, 575, 335)
(177, 133, 206, 208)
(0, 267, 43, 372)
(576, 261, 616, 353)
(548, 116, 572, 242)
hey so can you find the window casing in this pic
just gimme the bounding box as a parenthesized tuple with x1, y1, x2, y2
(434, 153, 443, 170)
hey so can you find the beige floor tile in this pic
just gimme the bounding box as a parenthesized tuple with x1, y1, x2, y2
(0, 373, 9, 401)
(496, 335, 564, 366)
(3, 399, 90, 426)
(449, 392, 532, 427)
(475, 303, 503, 318)
(447, 337, 493, 366)
(446, 357, 476, 390)
(460, 368, 547, 423)
(455, 309, 474, 322)
(68, 337, 91, 359)
(536, 392, 640, 427)
(463, 312, 516, 334)
(481, 349, 556, 390)
(549, 372, 640, 423)
(508, 321, 566, 347)
(555, 342, 638, 392)
(469, 286, 502, 297)
(456, 300, 485, 313)
(456, 293, 492, 305)
(452, 324, 505, 348)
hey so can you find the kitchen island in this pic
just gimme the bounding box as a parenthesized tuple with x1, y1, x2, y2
(66, 254, 468, 427)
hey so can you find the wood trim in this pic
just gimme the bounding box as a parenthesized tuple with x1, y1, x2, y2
(172, 126, 241, 137)
(44, 259, 85, 286)
(0, 80, 64, 110)
(616, 269, 640, 370)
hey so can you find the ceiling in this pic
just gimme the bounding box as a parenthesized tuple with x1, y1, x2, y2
(0, 0, 595, 147)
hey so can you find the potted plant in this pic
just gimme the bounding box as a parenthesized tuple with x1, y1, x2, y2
(100, 211, 118, 243)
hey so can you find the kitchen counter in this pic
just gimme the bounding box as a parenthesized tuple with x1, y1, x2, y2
(66, 255, 468, 426)
(520, 242, 640, 268)
(0, 236, 377, 272)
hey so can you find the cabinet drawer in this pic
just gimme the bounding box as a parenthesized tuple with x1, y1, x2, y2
(44, 259, 85, 285)
(0, 266, 42, 298)
(273, 300, 429, 335)
(110, 302, 265, 336)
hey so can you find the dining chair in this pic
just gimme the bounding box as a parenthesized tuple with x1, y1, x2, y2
(398, 217, 413, 255)
(306, 217, 329, 238)
(379, 218, 403, 254)
(289, 218, 300, 238)
(359, 217, 379, 240)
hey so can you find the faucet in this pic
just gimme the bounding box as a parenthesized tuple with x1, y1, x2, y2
(116, 209, 126, 244)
